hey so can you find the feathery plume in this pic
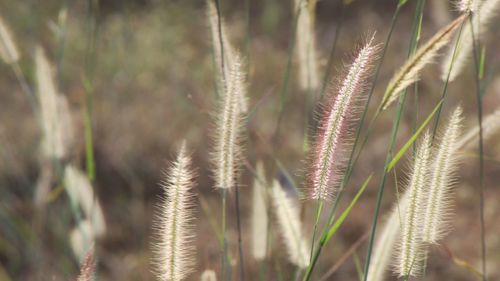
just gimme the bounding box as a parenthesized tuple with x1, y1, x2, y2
(367, 192, 410, 281)
(308, 35, 379, 200)
(206, 0, 248, 113)
(0, 16, 20, 64)
(456, 0, 482, 13)
(381, 15, 466, 111)
(200, 269, 217, 281)
(455, 107, 500, 151)
(422, 107, 463, 243)
(441, 0, 500, 81)
(251, 161, 269, 260)
(294, 0, 321, 91)
(153, 143, 197, 281)
(70, 220, 96, 262)
(271, 179, 309, 268)
(64, 165, 107, 237)
(395, 132, 432, 277)
(35, 46, 73, 159)
(212, 54, 247, 189)
(76, 247, 96, 281)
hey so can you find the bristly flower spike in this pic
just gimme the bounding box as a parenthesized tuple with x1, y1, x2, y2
(308, 35, 379, 200)
(395, 132, 432, 278)
(251, 161, 269, 260)
(456, 0, 482, 13)
(295, 0, 320, 91)
(367, 192, 410, 281)
(271, 179, 309, 268)
(206, 0, 248, 113)
(422, 107, 463, 244)
(152, 142, 197, 281)
(441, 0, 500, 81)
(212, 54, 247, 190)
(381, 14, 466, 110)
(0, 16, 20, 64)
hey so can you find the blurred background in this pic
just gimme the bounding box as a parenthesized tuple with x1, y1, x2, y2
(0, 0, 499, 280)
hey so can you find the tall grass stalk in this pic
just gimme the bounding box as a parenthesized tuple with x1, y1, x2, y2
(469, 14, 488, 281)
(362, 1, 427, 279)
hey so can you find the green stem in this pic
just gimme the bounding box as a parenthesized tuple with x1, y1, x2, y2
(362, 0, 426, 279)
(469, 14, 487, 281)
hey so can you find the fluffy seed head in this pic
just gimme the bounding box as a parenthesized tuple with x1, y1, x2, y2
(395, 132, 432, 277)
(422, 107, 463, 243)
(70, 220, 96, 262)
(206, 0, 248, 112)
(200, 269, 217, 281)
(307, 35, 379, 200)
(455, 107, 500, 150)
(295, 0, 320, 91)
(367, 192, 410, 281)
(271, 179, 309, 268)
(212, 54, 247, 189)
(0, 16, 20, 64)
(456, 0, 482, 12)
(35, 46, 73, 159)
(64, 165, 107, 237)
(441, 0, 500, 81)
(152, 143, 197, 281)
(251, 161, 269, 260)
(382, 15, 466, 110)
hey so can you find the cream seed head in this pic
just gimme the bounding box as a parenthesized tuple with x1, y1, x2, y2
(271, 179, 309, 268)
(212, 54, 247, 190)
(422, 107, 463, 244)
(441, 0, 500, 81)
(308, 35, 379, 200)
(382, 14, 466, 110)
(395, 132, 432, 277)
(295, 0, 320, 91)
(0, 16, 20, 64)
(152, 143, 197, 281)
(206, 0, 248, 113)
(251, 161, 269, 260)
(35, 46, 73, 160)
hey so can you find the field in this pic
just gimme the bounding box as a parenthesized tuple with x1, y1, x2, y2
(0, 0, 499, 280)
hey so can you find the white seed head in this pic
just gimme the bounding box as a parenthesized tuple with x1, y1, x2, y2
(64, 165, 107, 237)
(271, 179, 309, 268)
(382, 15, 466, 110)
(457, 0, 482, 12)
(455, 107, 500, 151)
(367, 192, 410, 281)
(206, 0, 248, 113)
(441, 0, 500, 81)
(251, 161, 269, 260)
(422, 107, 463, 243)
(295, 0, 320, 91)
(0, 16, 20, 64)
(152, 143, 197, 281)
(212, 55, 247, 189)
(308, 35, 379, 200)
(35, 46, 73, 159)
(70, 220, 96, 262)
(395, 133, 432, 277)
(200, 269, 217, 281)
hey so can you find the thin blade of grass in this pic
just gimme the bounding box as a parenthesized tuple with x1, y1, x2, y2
(386, 99, 443, 173)
(323, 174, 372, 243)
